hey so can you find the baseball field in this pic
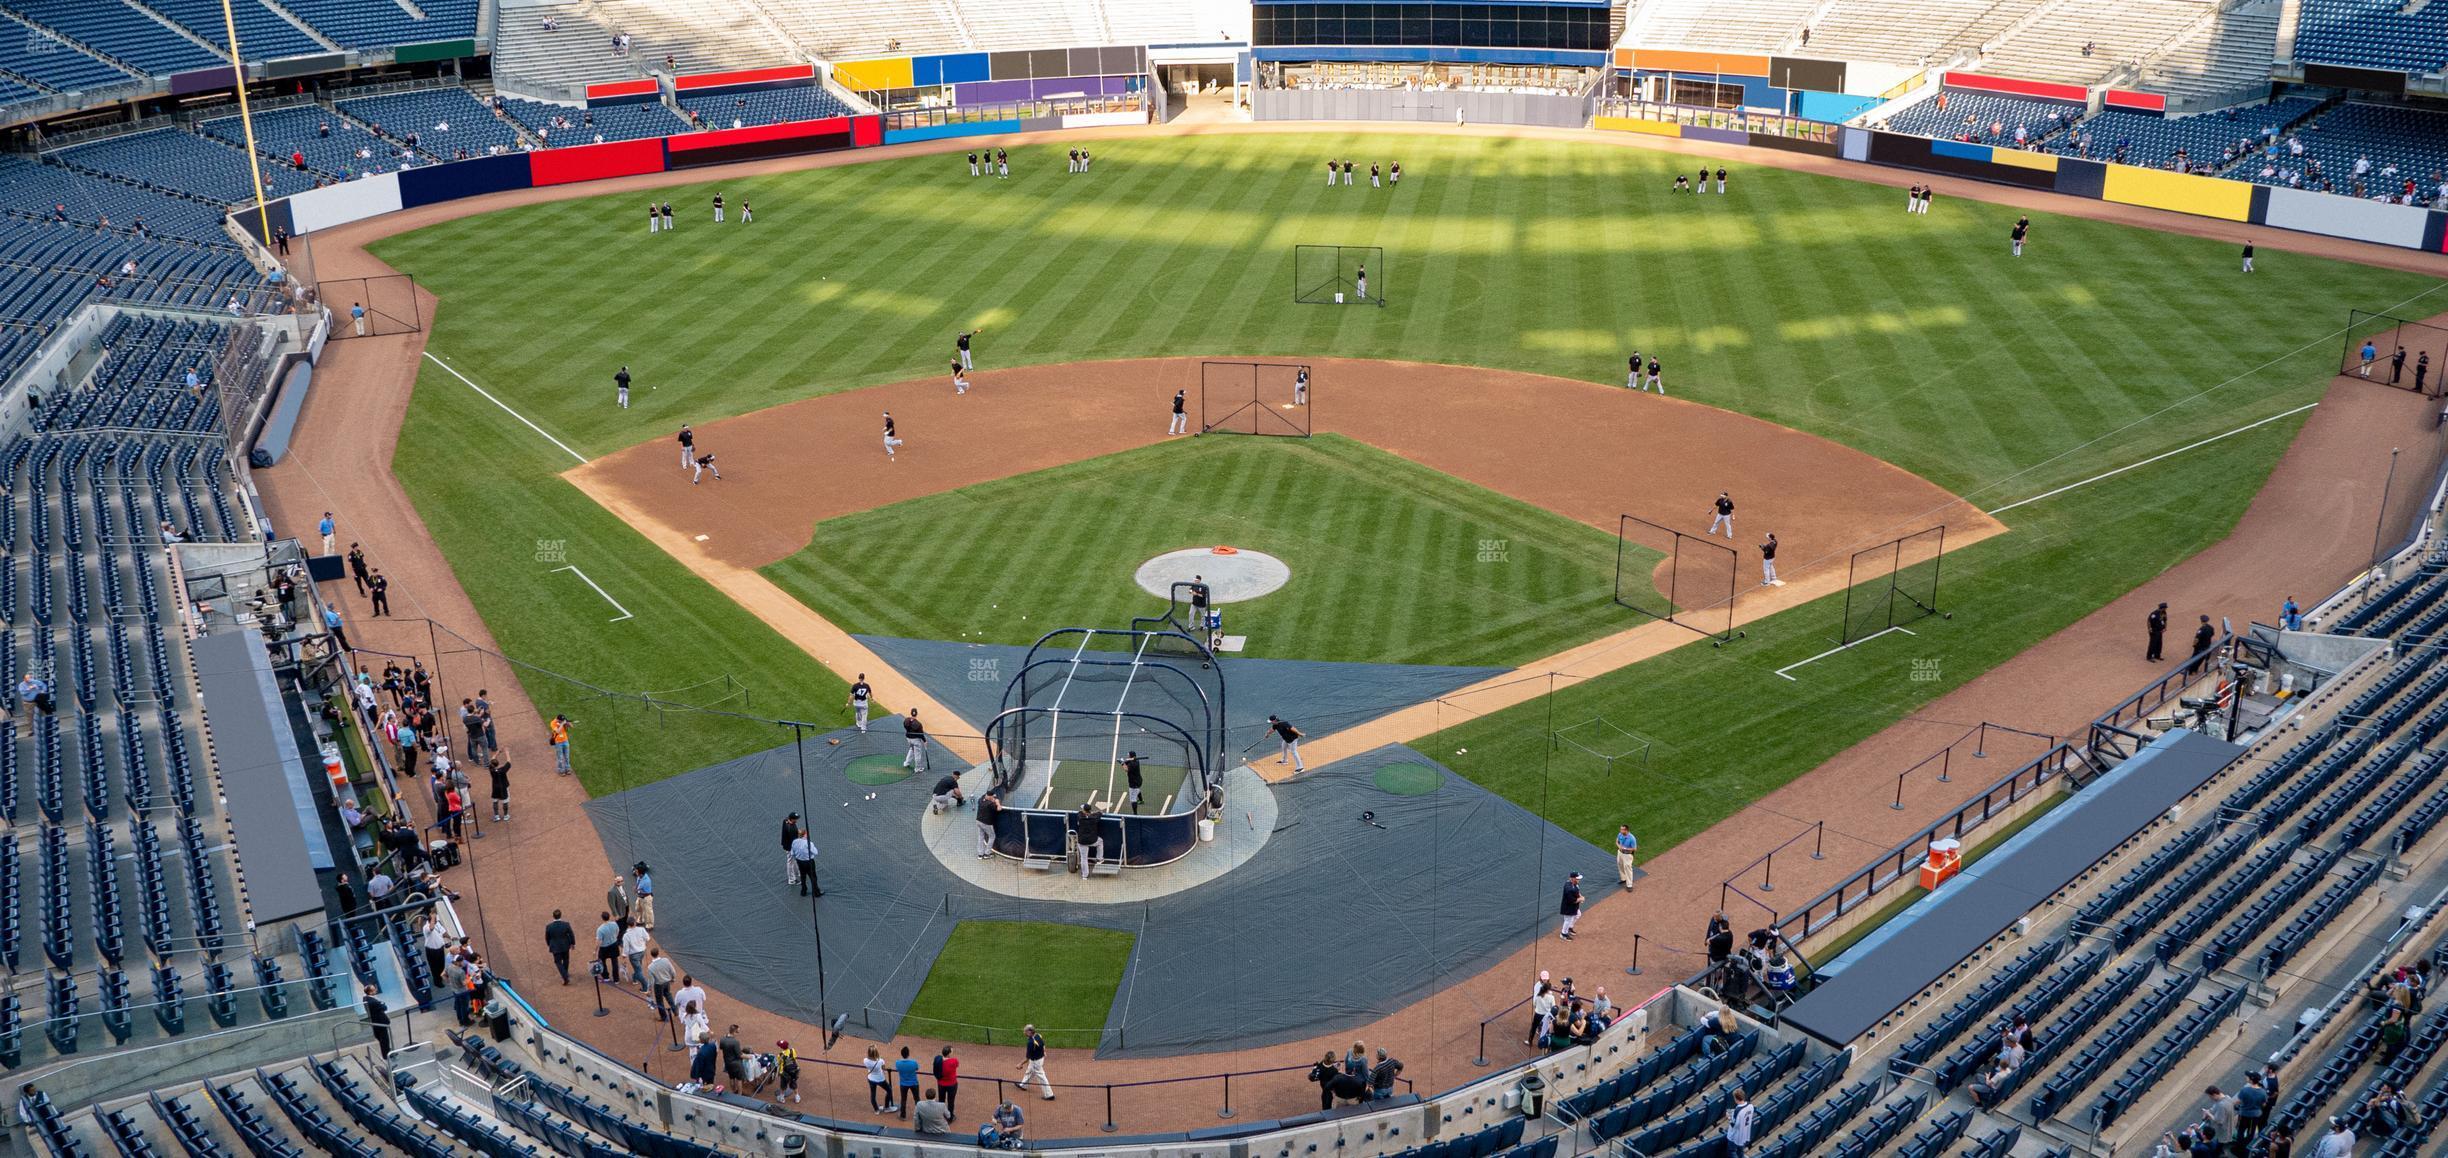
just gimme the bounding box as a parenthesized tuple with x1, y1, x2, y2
(369, 128, 2442, 859)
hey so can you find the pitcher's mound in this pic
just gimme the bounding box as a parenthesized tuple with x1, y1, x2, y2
(1135, 547, 1290, 603)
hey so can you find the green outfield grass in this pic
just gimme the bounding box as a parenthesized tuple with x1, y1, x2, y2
(763, 435, 1643, 665)
(901, 921, 1134, 1050)
(368, 130, 2442, 812)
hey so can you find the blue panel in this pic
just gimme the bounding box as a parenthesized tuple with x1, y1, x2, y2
(397, 152, 532, 208)
(911, 55, 944, 86)
(1249, 45, 1608, 66)
(1795, 90, 1880, 124)
(1929, 138, 1994, 162)
(939, 52, 991, 84)
(882, 120, 1022, 144)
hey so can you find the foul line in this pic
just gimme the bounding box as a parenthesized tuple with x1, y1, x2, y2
(1985, 402, 2321, 518)
(422, 351, 589, 465)
(1774, 626, 1915, 682)
(552, 565, 633, 622)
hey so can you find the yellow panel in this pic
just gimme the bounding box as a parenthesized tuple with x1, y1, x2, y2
(1621, 49, 1772, 76)
(1594, 116, 1682, 137)
(831, 57, 912, 92)
(2101, 164, 2252, 222)
(1987, 148, 2060, 173)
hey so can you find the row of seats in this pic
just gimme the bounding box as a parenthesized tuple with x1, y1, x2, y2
(1623, 1040, 1803, 1154)
(1887, 938, 2064, 1077)
(2331, 554, 2448, 636)
(1880, 92, 2081, 148)
(2295, 0, 2448, 74)
(1586, 1032, 1758, 1141)
(677, 85, 855, 130)
(2026, 971, 2198, 1118)
(336, 87, 529, 159)
(1931, 948, 2103, 1091)
(2204, 846, 2340, 970)
(2156, 836, 2301, 964)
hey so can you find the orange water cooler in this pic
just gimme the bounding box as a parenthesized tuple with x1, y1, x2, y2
(1918, 837, 1963, 890)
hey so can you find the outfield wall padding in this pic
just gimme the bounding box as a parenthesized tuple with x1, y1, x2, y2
(1796, 90, 1880, 124)
(1680, 124, 1748, 146)
(1063, 110, 1149, 128)
(665, 117, 860, 167)
(1747, 133, 1839, 157)
(528, 138, 667, 186)
(912, 53, 991, 85)
(1840, 126, 1871, 161)
(397, 152, 532, 208)
(1593, 116, 1680, 136)
(288, 172, 402, 234)
(2101, 163, 2253, 221)
(2264, 186, 2431, 248)
(1868, 131, 2057, 189)
(2428, 212, 2448, 254)
(2052, 157, 2107, 200)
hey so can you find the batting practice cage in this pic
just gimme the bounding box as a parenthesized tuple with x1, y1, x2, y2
(1836, 525, 1949, 646)
(1613, 514, 1745, 645)
(2344, 309, 2448, 396)
(981, 626, 1226, 868)
(317, 274, 423, 339)
(1200, 360, 1313, 436)
(1293, 244, 1387, 306)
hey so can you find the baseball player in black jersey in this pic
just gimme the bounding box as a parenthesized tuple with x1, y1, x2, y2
(883, 413, 903, 459)
(1759, 532, 1780, 585)
(1715, 167, 1727, 194)
(1169, 389, 1188, 435)
(2011, 216, 2029, 257)
(956, 330, 979, 370)
(1709, 492, 1735, 538)
(676, 424, 694, 470)
(848, 675, 872, 731)
(615, 365, 630, 409)
(691, 452, 721, 484)
(968, 151, 980, 177)
(1627, 350, 1643, 390)
(713, 192, 724, 223)
(1646, 357, 1662, 394)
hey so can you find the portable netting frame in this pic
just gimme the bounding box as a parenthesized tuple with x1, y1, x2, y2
(984, 626, 1226, 801)
(2343, 309, 2448, 396)
(1199, 360, 1312, 437)
(1293, 244, 1386, 307)
(1551, 716, 1651, 775)
(1612, 514, 1745, 646)
(315, 274, 423, 339)
(1131, 581, 1213, 642)
(1836, 525, 1950, 646)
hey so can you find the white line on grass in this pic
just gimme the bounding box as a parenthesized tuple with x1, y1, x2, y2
(1774, 626, 1915, 682)
(423, 351, 589, 465)
(551, 565, 633, 622)
(1985, 402, 2320, 517)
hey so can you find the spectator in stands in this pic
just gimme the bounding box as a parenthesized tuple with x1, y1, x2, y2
(2198, 1086, 2237, 1152)
(2379, 1006, 2410, 1061)
(914, 1088, 951, 1134)
(15, 673, 55, 715)
(1968, 1051, 2016, 1109)
(1723, 1087, 1755, 1156)
(2364, 1082, 2411, 1139)
(1699, 1006, 1739, 1056)
(2234, 1071, 2268, 1147)
(1370, 1049, 1402, 1100)
(989, 1098, 1024, 1147)
(2313, 1116, 2354, 1157)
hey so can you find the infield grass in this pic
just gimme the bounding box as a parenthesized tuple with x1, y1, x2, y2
(763, 435, 1644, 666)
(369, 131, 2443, 812)
(902, 921, 1134, 1050)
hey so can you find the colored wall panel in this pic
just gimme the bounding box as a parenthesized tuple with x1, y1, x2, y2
(2303, 64, 2406, 95)
(1941, 71, 2086, 103)
(2427, 211, 2447, 254)
(396, 152, 531, 209)
(1987, 147, 2059, 173)
(1929, 139, 1992, 162)
(288, 171, 402, 234)
(169, 67, 238, 95)
(1063, 110, 1149, 128)
(675, 64, 814, 91)
(1840, 126, 1871, 161)
(1028, 49, 1068, 78)
(959, 78, 1034, 104)
(2263, 187, 2431, 247)
(833, 57, 913, 91)
(263, 53, 346, 79)
(1747, 134, 1840, 157)
(882, 120, 1022, 145)
(667, 127, 856, 168)
(938, 53, 991, 83)
(2103, 89, 2166, 112)
(227, 199, 294, 247)
(2053, 158, 2107, 199)
(1253, 45, 1607, 65)
(989, 50, 1034, 79)
(528, 138, 666, 186)
(852, 115, 882, 147)
(1593, 116, 1681, 137)
(2100, 164, 2252, 221)
(1681, 125, 1747, 145)
(585, 78, 659, 100)
(1621, 49, 1771, 75)
(392, 39, 475, 64)
(1796, 91, 1879, 123)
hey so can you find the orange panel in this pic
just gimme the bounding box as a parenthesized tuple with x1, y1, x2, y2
(1618, 48, 1772, 76)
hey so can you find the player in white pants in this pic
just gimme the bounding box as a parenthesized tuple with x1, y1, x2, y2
(1708, 492, 1735, 538)
(883, 413, 903, 459)
(1168, 390, 1188, 435)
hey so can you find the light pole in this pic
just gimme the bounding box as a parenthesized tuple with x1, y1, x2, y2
(782, 720, 829, 1027)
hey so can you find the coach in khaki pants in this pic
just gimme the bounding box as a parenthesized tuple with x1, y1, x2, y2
(1615, 825, 1638, 889)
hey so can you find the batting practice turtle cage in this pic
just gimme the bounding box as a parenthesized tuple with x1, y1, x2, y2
(1835, 525, 1950, 646)
(1200, 359, 1312, 437)
(1294, 244, 1387, 306)
(1612, 514, 1745, 645)
(981, 626, 1226, 870)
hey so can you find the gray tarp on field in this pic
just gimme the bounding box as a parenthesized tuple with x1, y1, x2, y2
(585, 733, 1618, 1057)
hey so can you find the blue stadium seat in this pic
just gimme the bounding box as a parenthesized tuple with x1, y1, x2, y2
(677, 85, 854, 130)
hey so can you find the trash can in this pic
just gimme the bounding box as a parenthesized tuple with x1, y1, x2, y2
(489, 1000, 513, 1042)
(1198, 818, 1216, 842)
(1517, 1073, 1545, 1120)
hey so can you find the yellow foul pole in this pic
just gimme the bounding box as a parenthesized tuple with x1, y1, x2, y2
(218, 0, 274, 248)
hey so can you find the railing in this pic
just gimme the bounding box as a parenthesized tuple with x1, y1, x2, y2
(1592, 97, 1843, 141)
(36, 113, 178, 152)
(879, 93, 1147, 131)
(1763, 741, 2088, 945)
(2086, 631, 2237, 765)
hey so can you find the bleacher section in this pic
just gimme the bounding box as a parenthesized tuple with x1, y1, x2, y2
(2136, 2, 2280, 106)
(1621, 0, 1813, 54)
(276, 0, 481, 51)
(5, 0, 226, 79)
(1976, 0, 2216, 88)
(677, 85, 853, 130)
(200, 105, 425, 182)
(490, 4, 645, 93)
(591, 0, 802, 72)
(500, 95, 691, 146)
(1794, 0, 2044, 68)
(0, 16, 141, 96)
(54, 129, 321, 205)
(337, 87, 529, 158)
(2235, 102, 2448, 199)
(143, 0, 330, 61)
(2044, 97, 2320, 170)
(1880, 91, 2081, 146)
(2295, 0, 2448, 75)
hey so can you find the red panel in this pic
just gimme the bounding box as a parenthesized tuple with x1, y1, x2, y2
(528, 138, 667, 186)
(673, 64, 815, 91)
(583, 78, 658, 100)
(1941, 71, 2087, 103)
(852, 115, 882, 148)
(2104, 89, 2168, 112)
(665, 117, 849, 153)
